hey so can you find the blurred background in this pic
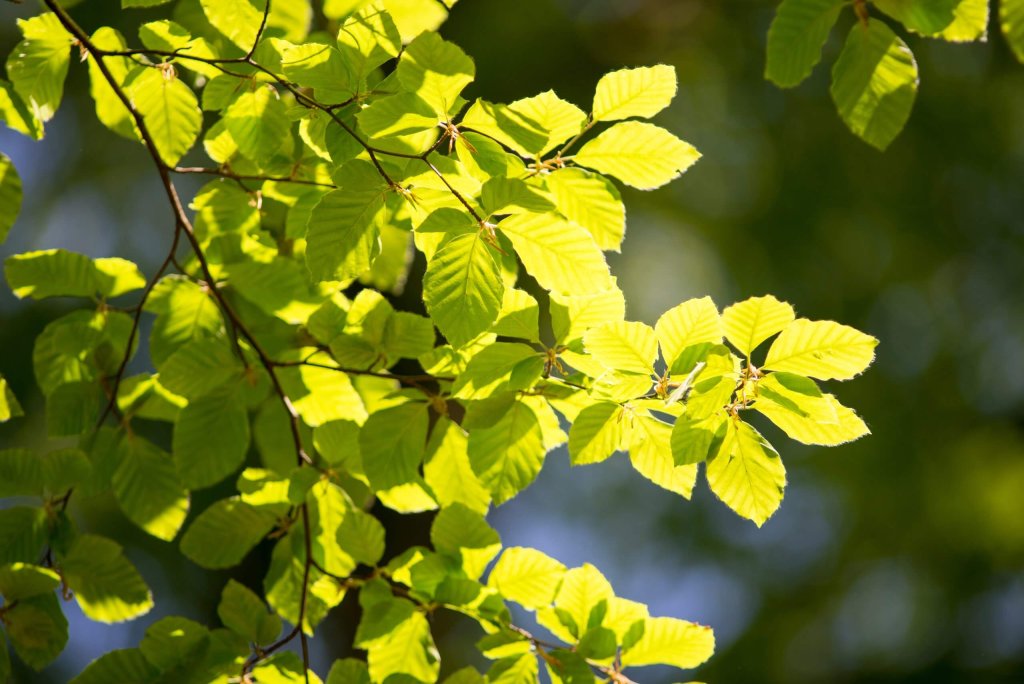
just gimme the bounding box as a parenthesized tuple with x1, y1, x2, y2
(2, 0, 1024, 682)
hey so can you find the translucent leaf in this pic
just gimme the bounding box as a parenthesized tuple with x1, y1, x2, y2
(173, 387, 250, 489)
(543, 168, 624, 251)
(69, 649, 157, 684)
(218, 579, 282, 645)
(551, 284, 625, 344)
(5, 593, 67, 671)
(584, 320, 658, 375)
(0, 152, 22, 244)
(86, 28, 135, 139)
(126, 66, 202, 165)
(0, 563, 60, 601)
(706, 420, 786, 526)
(380, 0, 449, 41)
(306, 161, 388, 281)
(264, 532, 346, 635)
(180, 498, 278, 568)
(359, 402, 428, 490)
(765, 0, 844, 87)
(721, 294, 795, 358)
(356, 594, 440, 683)
(431, 503, 501, 579)
(0, 507, 48, 564)
(326, 658, 371, 684)
(0, 79, 42, 140)
(467, 398, 545, 505)
(423, 232, 503, 348)
(592, 64, 677, 121)
(113, 436, 189, 541)
(553, 564, 613, 639)
(225, 257, 326, 324)
(568, 401, 632, 466)
(199, 0, 267, 50)
(480, 178, 555, 217)
(307, 480, 357, 576)
(145, 276, 222, 366)
(397, 32, 475, 116)
(336, 6, 403, 85)
(462, 91, 586, 158)
(487, 653, 539, 683)
(157, 336, 242, 400)
(424, 418, 492, 515)
(671, 413, 726, 466)
(573, 121, 699, 190)
(621, 616, 715, 669)
(656, 297, 723, 373)
(224, 86, 290, 164)
(756, 389, 869, 446)
(5, 249, 144, 300)
(358, 92, 438, 138)
(875, 0, 988, 42)
(452, 342, 539, 399)
(278, 362, 367, 426)
(488, 547, 566, 610)
(499, 213, 612, 295)
(337, 507, 386, 566)
(1004, 0, 1024, 62)
(7, 13, 72, 124)
(190, 180, 261, 238)
(138, 20, 192, 52)
(763, 318, 877, 380)
(61, 534, 153, 623)
(491, 288, 540, 342)
(251, 651, 323, 684)
(830, 20, 918, 151)
(631, 415, 698, 498)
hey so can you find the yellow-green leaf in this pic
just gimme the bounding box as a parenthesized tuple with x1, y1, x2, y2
(706, 420, 786, 527)
(573, 121, 699, 190)
(543, 167, 625, 251)
(763, 318, 878, 380)
(755, 389, 869, 446)
(568, 401, 632, 466)
(488, 547, 566, 610)
(655, 297, 723, 372)
(61, 534, 153, 623)
(722, 294, 795, 357)
(1002, 0, 1024, 62)
(621, 616, 715, 669)
(583, 321, 658, 375)
(424, 232, 504, 348)
(127, 67, 202, 166)
(499, 213, 612, 295)
(630, 415, 698, 498)
(592, 64, 677, 122)
(765, 0, 844, 87)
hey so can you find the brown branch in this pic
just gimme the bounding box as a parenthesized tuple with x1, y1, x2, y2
(172, 166, 336, 188)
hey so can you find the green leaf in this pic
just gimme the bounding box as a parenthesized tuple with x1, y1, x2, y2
(157, 336, 242, 400)
(5, 249, 144, 300)
(0, 563, 60, 601)
(0, 449, 43, 497)
(656, 296, 723, 373)
(423, 417, 492, 515)
(551, 284, 625, 344)
(1004, 0, 1024, 62)
(765, 0, 844, 87)
(621, 616, 715, 669)
(488, 547, 566, 610)
(763, 318, 878, 380)
(875, 0, 988, 42)
(0, 507, 48, 565)
(467, 398, 546, 505)
(264, 531, 346, 635)
(356, 593, 440, 683)
(251, 651, 321, 684)
(218, 579, 283, 645)
(0, 374, 24, 422)
(145, 275, 222, 366)
(480, 178, 555, 217)
(499, 212, 612, 295)
(199, 0, 267, 50)
(552, 563, 613, 639)
(0, 79, 42, 140)
(61, 534, 153, 623)
(181, 498, 278, 569)
(584, 320, 659, 375)
(69, 649, 158, 684)
(113, 436, 189, 541)
(462, 91, 587, 158)
(337, 507, 386, 566)
(4, 593, 68, 671)
(397, 32, 474, 117)
(138, 20, 192, 51)
(592, 64, 677, 121)
(0, 153, 22, 243)
(568, 401, 632, 466)
(543, 168, 624, 252)
(7, 13, 73, 124)
(706, 420, 786, 526)
(336, 6, 403, 86)
(281, 42, 352, 104)
(224, 85, 291, 164)
(190, 180, 261, 238)
(721, 294, 795, 357)
(671, 414, 726, 466)
(327, 658, 371, 684)
(126, 66, 202, 165)
(431, 503, 501, 579)
(173, 388, 250, 489)
(755, 385, 869, 445)
(423, 232, 503, 348)
(830, 20, 918, 150)
(87, 28, 135, 140)
(491, 288, 540, 342)
(307, 480, 358, 577)
(453, 342, 539, 399)
(358, 92, 438, 138)
(278, 363, 367, 426)
(306, 160, 388, 281)
(631, 414, 699, 498)
(359, 403, 429, 491)
(487, 653, 539, 684)
(138, 616, 217, 673)
(573, 121, 700, 190)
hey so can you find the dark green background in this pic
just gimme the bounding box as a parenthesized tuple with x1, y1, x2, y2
(2, 1, 1023, 682)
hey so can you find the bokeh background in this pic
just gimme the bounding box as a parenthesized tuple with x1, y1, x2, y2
(2, 0, 1024, 682)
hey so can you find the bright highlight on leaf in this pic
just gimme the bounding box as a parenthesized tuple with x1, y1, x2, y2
(574, 121, 701, 189)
